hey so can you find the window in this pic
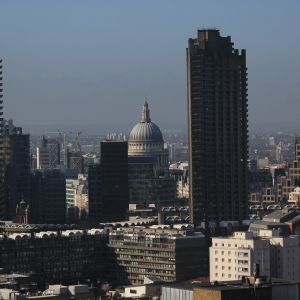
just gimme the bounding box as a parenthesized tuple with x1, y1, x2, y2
(215, 250, 218, 254)
(228, 251, 231, 255)
(130, 290, 137, 294)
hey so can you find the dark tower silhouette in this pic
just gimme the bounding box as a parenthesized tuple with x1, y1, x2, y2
(187, 29, 248, 226)
(100, 139, 129, 222)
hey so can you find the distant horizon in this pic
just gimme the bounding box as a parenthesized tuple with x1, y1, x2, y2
(20, 121, 300, 136)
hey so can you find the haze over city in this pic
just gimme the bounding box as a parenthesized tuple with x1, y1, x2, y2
(1, 1, 300, 134)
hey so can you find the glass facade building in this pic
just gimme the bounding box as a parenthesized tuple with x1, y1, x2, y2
(128, 156, 177, 204)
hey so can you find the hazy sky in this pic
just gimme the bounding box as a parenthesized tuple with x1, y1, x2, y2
(1, 1, 300, 133)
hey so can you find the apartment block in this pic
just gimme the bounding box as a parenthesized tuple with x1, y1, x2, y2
(187, 29, 248, 225)
(276, 138, 300, 203)
(0, 229, 107, 286)
(30, 169, 66, 224)
(261, 230, 300, 281)
(210, 231, 270, 282)
(211, 223, 300, 283)
(106, 226, 209, 284)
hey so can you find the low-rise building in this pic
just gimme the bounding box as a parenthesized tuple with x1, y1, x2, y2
(211, 222, 300, 283)
(162, 278, 300, 300)
(0, 229, 107, 286)
(106, 226, 209, 285)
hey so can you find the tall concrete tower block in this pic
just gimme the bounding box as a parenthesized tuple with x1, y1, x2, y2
(187, 29, 248, 225)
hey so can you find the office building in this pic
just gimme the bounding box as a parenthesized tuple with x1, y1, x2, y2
(128, 156, 177, 204)
(37, 135, 60, 169)
(30, 169, 66, 224)
(187, 29, 248, 225)
(66, 175, 88, 222)
(100, 139, 129, 222)
(88, 161, 101, 221)
(106, 225, 208, 284)
(37, 147, 51, 169)
(100, 139, 129, 221)
(69, 153, 84, 174)
(2, 120, 30, 221)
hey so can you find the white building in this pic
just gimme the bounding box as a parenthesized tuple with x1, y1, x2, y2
(167, 143, 175, 159)
(210, 229, 300, 282)
(37, 147, 52, 169)
(66, 175, 88, 221)
(210, 231, 270, 281)
(170, 162, 189, 199)
(288, 187, 300, 205)
(264, 230, 300, 281)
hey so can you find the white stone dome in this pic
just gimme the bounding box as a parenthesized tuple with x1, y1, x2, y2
(128, 95, 168, 168)
(130, 122, 163, 142)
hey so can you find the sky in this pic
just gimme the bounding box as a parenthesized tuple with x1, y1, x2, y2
(1, 0, 300, 134)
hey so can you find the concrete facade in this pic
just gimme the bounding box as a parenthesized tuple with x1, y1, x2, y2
(187, 29, 248, 225)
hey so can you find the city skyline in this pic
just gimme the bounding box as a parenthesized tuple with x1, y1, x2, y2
(1, 1, 300, 135)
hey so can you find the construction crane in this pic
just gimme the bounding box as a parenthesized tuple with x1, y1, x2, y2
(57, 130, 82, 166)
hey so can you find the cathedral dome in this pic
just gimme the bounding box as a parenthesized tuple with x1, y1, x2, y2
(128, 95, 168, 168)
(129, 95, 163, 142)
(130, 122, 163, 142)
